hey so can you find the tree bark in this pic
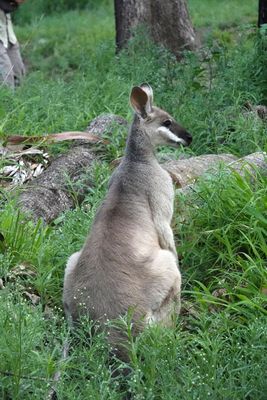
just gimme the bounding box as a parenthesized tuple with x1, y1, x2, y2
(258, 0, 267, 27)
(114, 0, 197, 58)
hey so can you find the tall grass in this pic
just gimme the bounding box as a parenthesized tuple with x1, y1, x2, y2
(176, 167, 267, 320)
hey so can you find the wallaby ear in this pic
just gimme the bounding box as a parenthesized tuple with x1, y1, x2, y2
(130, 84, 153, 118)
(140, 83, 153, 109)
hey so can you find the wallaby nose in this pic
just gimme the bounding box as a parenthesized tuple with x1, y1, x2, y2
(184, 131, 192, 145)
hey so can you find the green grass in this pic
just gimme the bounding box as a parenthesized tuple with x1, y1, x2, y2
(189, 0, 257, 28)
(177, 168, 267, 322)
(0, 0, 267, 398)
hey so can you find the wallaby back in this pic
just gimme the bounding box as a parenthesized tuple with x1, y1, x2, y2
(63, 83, 192, 359)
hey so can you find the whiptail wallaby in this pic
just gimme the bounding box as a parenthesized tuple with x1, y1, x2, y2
(63, 83, 192, 360)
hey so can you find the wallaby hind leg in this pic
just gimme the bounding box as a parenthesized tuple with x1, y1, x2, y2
(146, 249, 181, 326)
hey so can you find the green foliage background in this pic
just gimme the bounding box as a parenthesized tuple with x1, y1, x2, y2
(13, 0, 111, 25)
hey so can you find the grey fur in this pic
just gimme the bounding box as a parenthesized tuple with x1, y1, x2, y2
(63, 84, 192, 359)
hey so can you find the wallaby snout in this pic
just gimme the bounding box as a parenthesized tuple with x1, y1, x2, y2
(159, 119, 192, 147)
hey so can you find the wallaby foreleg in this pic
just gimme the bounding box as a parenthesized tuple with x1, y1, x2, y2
(153, 219, 177, 260)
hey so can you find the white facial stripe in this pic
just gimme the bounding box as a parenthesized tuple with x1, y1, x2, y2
(157, 127, 186, 145)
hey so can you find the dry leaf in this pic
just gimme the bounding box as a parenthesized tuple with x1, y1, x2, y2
(209, 288, 229, 313)
(8, 263, 36, 280)
(211, 288, 228, 298)
(244, 101, 267, 120)
(180, 300, 199, 317)
(1, 131, 108, 187)
(0, 146, 50, 187)
(1, 165, 19, 176)
(33, 164, 44, 177)
(23, 291, 40, 305)
(43, 305, 54, 319)
(110, 157, 123, 167)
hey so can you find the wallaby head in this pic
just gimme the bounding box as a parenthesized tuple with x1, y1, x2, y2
(129, 83, 192, 148)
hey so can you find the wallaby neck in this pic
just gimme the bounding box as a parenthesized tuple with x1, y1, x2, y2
(125, 114, 155, 163)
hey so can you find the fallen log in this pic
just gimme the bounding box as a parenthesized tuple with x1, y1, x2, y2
(163, 154, 238, 187)
(229, 151, 267, 176)
(168, 151, 267, 196)
(18, 114, 127, 223)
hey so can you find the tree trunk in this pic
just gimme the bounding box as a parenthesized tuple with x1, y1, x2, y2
(258, 0, 267, 27)
(114, 0, 197, 58)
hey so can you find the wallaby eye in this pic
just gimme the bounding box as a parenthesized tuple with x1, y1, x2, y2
(162, 119, 172, 128)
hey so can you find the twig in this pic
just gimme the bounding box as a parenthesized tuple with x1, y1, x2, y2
(0, 369, 52, 382)
(46, 340, 70, 400)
